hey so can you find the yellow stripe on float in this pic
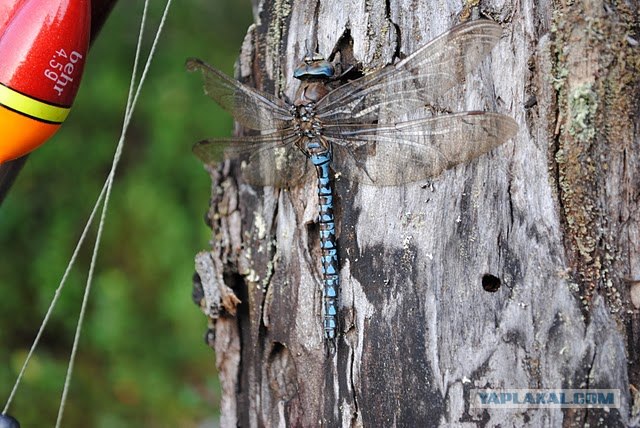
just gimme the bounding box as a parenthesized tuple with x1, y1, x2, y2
(0, 83, 69, 124)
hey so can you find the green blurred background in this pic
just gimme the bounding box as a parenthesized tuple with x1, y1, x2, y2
(0, 1, 252, 426)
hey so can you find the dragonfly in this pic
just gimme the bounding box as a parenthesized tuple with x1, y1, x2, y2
(187, 19, 518, 342)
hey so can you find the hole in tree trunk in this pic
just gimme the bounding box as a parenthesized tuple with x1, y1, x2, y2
(482, 274, 501, 292)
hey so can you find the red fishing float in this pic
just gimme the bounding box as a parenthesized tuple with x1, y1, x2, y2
(0, 0, 91, 164)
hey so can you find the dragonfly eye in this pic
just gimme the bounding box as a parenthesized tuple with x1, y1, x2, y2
(294, 59, 335, 80)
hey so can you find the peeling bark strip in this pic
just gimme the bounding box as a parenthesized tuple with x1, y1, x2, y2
(551, 0, 640, 409)
(552, 0, 639, 316)
(193, 0, 639, 426)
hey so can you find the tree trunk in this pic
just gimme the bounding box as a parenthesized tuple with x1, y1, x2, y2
(193, 0, 639, 426)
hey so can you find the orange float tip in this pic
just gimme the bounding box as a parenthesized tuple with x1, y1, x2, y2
(0, 0, 91, 164)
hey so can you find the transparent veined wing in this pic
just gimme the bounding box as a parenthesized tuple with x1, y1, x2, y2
(186, 58, 292, 131)
(315, 20, 504, 124)
(193, 131, 310, 188)
(324, 112, 518, 186)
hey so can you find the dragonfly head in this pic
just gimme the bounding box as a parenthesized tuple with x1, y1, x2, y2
(293, 53, 335, 80)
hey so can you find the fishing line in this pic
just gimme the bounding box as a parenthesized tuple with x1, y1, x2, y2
(2, 0, 174, 425)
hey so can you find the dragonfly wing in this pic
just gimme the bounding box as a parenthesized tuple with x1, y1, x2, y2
(193, 131, 309, 188)
(326, 112, 518, 186)
(315, 20, 503, 123)
(187, 58, 292, 131)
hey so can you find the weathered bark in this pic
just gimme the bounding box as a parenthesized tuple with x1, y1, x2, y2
(193, 0, 640, 426)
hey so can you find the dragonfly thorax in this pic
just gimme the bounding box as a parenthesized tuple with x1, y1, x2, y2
(291, 103, 329, 158)
(292, 78, 330, 149)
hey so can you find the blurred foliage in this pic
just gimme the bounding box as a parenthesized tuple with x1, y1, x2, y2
(0, 0, 252, 426)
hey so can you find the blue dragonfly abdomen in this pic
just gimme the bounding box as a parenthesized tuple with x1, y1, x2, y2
(312, 150, 339, 340)
(187, 19, 519, 343)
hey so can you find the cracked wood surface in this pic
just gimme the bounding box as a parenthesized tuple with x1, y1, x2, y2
(194, 0, 639, 426)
